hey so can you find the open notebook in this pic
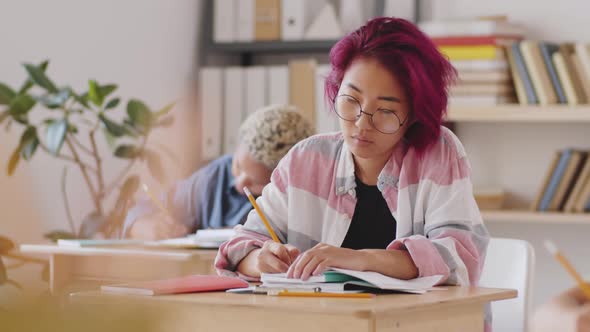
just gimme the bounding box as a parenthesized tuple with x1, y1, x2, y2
(261, 268, 444, 294)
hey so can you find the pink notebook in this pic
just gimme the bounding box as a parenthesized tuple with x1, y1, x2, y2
(100, 275, 249, 296)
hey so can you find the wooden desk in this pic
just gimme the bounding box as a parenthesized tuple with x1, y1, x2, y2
(71, 287, 516, 332)
(20, 244, 218, 294)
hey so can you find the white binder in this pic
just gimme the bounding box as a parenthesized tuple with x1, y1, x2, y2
(199, 68, 223, 161)
(213, 0, 235, 42)
(223, 67, 244, 154)
(267, 65, 289, 106)
(245, 66, 267, 116)
(315, 64, 339, 133)
(236, 0, 254, 42)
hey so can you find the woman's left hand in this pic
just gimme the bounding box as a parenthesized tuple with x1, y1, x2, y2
(286, 243, 366, 280)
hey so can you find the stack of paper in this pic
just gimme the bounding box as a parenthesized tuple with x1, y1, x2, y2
(261, 268, 444, 294)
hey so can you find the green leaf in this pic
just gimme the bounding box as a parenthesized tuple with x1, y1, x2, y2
(20, 126, 39, 160)
(127, 99, 152, 132)
(103, 128, 116, 148)
(104, 98, 120, 110)
(36, 88, 70, 109)
(45, 118, 67, 155)
(70, 88, 89, 108)
(156, 102, 175, 117)
(0, 236, 15, 254)
(144, 149, 166, 183)
(7, 145, 22, 175)
(99, 84, 117, 98)
(0, 83, 16, 105)
(99, 113, 128, 137)
(114, 144, 141, 159)
(8, 94, 36, 116)
(18, 60, 49, 94)
(78, 212, 107, 238)
(43, 230, 77, 242)
(0, 110, 9, 124)
(0, 258, 6, 285)
(23, 63, 58, 93)
(87, 80, 103, 106)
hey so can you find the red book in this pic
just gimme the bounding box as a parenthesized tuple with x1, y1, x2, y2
(101, 275, 249, 296)
(431, 35, 522, 46)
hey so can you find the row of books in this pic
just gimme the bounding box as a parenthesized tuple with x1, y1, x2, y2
(531, 149, 590, 213)
(506, 41, 590, 106)
(199, 61, 339, 161)
(420, 18, 524, 106)
(420, 18, 590, 106)
(212, 0, 416, 43)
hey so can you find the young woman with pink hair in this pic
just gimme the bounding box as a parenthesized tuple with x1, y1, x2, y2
(216, 17, 490, 327)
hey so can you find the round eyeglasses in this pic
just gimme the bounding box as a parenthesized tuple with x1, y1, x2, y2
(333, 94, 406, 134)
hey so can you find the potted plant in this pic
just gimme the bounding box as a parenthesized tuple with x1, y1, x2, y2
(0, 60, 176, 286)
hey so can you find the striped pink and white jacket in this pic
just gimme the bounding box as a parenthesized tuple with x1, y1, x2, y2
(215, 126, 489, 288)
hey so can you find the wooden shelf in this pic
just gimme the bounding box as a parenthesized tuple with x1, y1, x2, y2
(482, 210, 590, 224)
(446, 105, 590, 123)
(207, 40, 338, 54)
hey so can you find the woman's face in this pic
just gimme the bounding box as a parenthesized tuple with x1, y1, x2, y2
(336, 57, 411, 162)
(231, 145, 273, 196)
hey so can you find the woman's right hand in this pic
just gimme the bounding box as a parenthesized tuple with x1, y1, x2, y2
(128, 214, 188, 240)
(237, 241, 300, 278)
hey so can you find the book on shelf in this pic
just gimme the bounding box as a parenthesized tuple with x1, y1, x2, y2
(509, 42, 538, 104)
(531, 151, 561, 211)
(574, 168, 590, 212)
(439, 45, 506, 61)
(548, 150, 586, 211)
(559, 44, 588, 104)
(451, 59, 508, 71)
(419, 19, 525, 37)
(450, 82, 514, 95)
(538, 149, 572, 211)
(539, 42, 567, 104)
(457, 69, 511, 84)
(431, 35, 521, 46)
(504, 44, 528, 105)
(520, 41, 558, 105)
(553, 52, 580, 105)
(564, 157, 590, 212)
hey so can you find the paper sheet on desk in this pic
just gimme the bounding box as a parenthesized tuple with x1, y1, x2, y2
(145, 229, 235, 249)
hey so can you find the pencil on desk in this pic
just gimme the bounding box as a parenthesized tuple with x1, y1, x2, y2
(141, 183, 174, 222)
(275, 290, 375, 299)
(243, 187, 281, 243)
(544, 240, 590, 300)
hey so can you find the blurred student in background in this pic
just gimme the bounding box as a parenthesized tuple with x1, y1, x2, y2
(534, 286, 590, 332)
(123, 104, 314, 240)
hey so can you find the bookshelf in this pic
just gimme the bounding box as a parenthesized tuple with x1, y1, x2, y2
(447, 105, 590, 123)
(482, 210, 590, 224)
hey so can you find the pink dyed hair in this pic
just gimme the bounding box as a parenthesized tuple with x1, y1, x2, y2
(325, 17, 456, 155)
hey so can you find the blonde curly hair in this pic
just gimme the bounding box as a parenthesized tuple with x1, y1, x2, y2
(239, 104, 314, 169)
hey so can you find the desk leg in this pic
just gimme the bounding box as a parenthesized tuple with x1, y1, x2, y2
(50, 254, 73, 295)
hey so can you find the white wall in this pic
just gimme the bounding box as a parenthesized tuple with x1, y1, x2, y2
(0, 0, 203, 245)
(424, 0, 590, 308)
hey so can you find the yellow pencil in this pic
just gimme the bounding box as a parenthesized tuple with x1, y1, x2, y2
(276, 290, 375, 299)
(141, 183, 174, 222)
(544, 240, 590, 300)
(243, 187, 280, 243)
